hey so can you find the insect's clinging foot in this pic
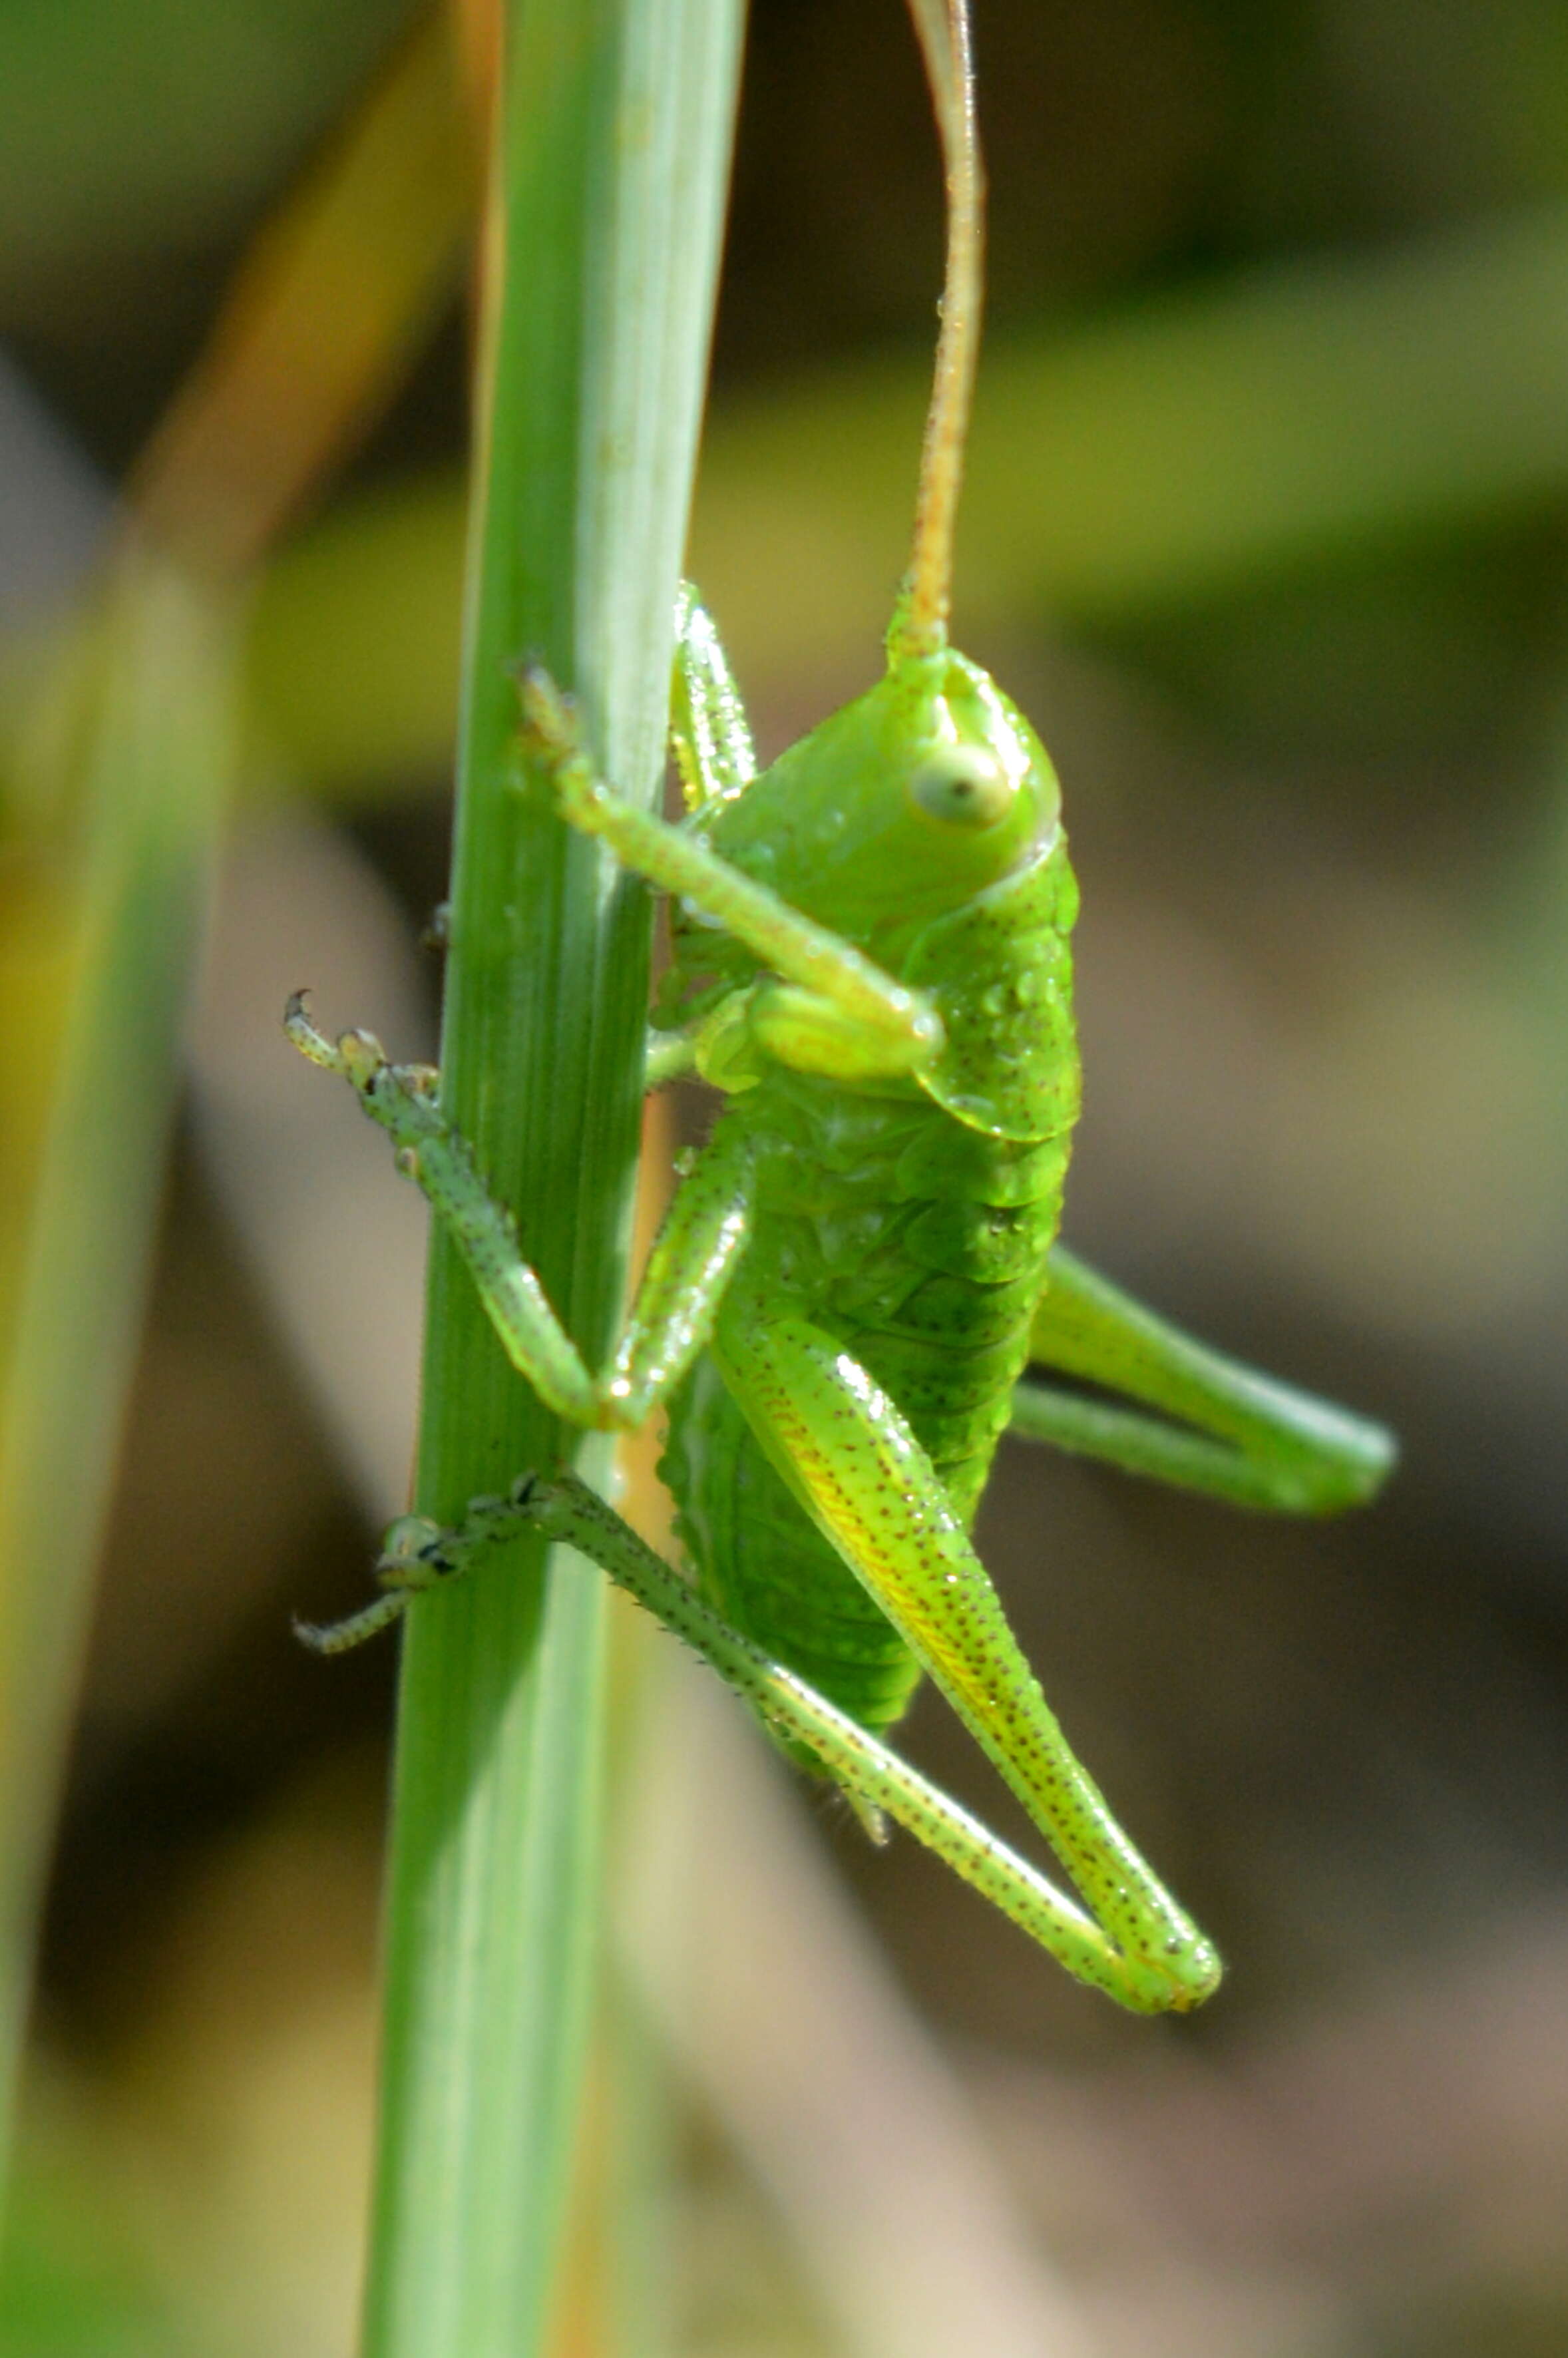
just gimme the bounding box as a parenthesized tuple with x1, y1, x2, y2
(511, 657, 576, 747)
(510, 662, 607, 831)
(375, 1491, 551, 1579)
(294, 1592, 413, 1654)
(376, 1512, 463, 1585)
(284, 988, 353, 1074)
(284, 990, 390, 1090)
(284, 992, 440, 1117)
(296, 1480, 558, 1659)
(511, 659, 583, 781)
(294, 1514, 460, 1655)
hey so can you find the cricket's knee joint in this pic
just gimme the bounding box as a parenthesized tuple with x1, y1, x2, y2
(693, 979, 941, 1091)
(1278, 1412, 1397, 1513)
(592, 1379, 648, 1434)
(751, 980, 942, 1081)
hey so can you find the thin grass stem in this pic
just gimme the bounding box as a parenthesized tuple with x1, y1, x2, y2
(358, 5, 743, 2352)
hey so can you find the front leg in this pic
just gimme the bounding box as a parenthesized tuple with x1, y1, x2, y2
(286, 995, 753, 1431)
(517, 664, 944, 1086)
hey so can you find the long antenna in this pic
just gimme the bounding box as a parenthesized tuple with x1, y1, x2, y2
(897, 0, 984, 658)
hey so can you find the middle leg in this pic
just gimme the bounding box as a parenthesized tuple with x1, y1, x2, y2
(288, 993, 753, 1430)
(516, 666, 944, 1085)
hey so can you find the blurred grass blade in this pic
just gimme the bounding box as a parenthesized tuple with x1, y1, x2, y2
(132, 6, 475, 578)
(0, 2, 483, 2218)
(0, 6, 473, 823)
(358, 3, 743, 2353)
(244, 201, 1568, 789)
(0, 558, 234, 2194)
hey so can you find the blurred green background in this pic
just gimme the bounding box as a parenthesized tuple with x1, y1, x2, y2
(3, 1, 1567, 2354)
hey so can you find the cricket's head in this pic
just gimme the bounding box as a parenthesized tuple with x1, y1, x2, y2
(708, 629, 1061, 959)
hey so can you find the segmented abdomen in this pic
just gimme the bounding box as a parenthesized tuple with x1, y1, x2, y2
(661, 1080, 1072, 1740)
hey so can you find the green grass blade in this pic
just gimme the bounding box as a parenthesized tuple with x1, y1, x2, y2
(358, 5, 743, 2354)
(0, 561, 234, 2196)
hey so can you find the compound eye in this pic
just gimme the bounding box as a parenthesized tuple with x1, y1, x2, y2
(909, 743, 1016, 829)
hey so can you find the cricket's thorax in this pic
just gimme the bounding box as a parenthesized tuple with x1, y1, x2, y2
(662, 834, 1081, 1740)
